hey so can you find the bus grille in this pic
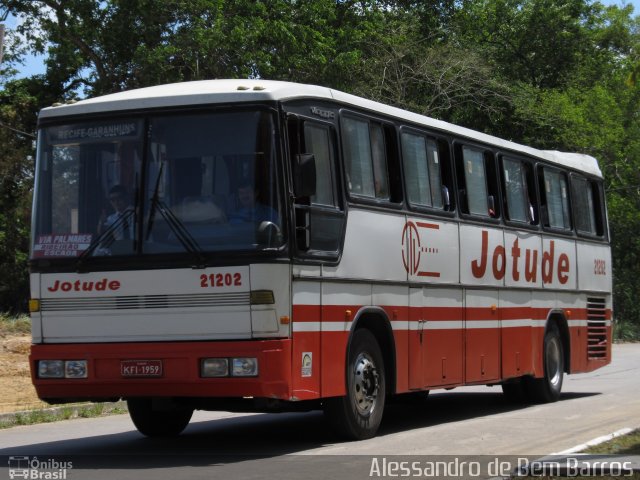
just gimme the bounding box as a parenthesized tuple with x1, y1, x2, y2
(587, 297, 608, 359)
(40, 292, 251, 311)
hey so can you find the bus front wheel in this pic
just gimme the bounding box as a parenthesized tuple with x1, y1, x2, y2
(324, 329, 386, 440)
(525, 323, 564, 403)
(127, 398, 193, 437)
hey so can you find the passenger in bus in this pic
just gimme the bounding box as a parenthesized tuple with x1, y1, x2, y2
(228, 181, 279, 225)
(97, 185, 135, 240)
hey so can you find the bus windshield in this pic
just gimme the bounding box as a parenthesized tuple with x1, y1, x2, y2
(31, 109, 284, 262)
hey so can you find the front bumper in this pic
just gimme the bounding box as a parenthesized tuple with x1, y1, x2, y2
(30, 339, 292, 402)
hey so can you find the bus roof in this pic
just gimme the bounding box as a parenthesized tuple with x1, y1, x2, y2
(39, 79, 602, 177)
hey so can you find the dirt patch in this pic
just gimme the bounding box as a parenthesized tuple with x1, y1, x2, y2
(0, 334, 49, 413)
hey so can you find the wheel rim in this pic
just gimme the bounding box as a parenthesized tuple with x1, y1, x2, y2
(546, 336, 562, 388)
(352, 352, 380, 417)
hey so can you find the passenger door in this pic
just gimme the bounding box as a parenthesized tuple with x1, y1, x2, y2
(288, 114, 345, 399)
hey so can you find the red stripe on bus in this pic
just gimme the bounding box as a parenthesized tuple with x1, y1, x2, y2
(291, 304, 611, 323)
(416, 222, 439, 229)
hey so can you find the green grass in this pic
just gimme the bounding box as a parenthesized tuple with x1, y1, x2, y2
(0, 313, 31, 335)
(514, 430, 640, 479)
(585, 429, 640, 455)
(0, 402, 128, 429)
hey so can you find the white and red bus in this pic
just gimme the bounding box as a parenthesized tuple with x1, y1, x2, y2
(29, 80, 612, 439)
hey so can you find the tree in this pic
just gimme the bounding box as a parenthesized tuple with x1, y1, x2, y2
(452, 0, 626, 89)
(4, 0, 389, 97)
(351, 14, 511, 124)
(0, 77, 50, 313)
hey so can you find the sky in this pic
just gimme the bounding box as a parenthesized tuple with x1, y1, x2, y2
(2, 0, 639, 80)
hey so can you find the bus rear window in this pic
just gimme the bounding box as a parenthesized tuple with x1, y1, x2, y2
(571, 175, 604, 236)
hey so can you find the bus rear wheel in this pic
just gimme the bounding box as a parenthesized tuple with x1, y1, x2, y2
(324, 329, 386, 440)
(525, 323, 564, 403)
(127, 398, 193, 437)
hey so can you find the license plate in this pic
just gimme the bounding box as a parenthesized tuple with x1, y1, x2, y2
(120, 360, 163, 377)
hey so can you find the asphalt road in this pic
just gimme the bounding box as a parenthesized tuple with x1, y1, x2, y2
(1, 343, 638, 480)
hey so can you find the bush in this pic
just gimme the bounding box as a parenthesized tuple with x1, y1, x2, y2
(0, 313, 31, 335)
(614, 320, 640, 342)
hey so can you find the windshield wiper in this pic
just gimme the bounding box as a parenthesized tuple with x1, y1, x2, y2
(145, 163, 164, 242)
(149, 198, 207, 268)
(75, 208, 136, 271)
(146, 166, 206, 268)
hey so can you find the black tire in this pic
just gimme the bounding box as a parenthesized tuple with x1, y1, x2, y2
(524, 323, 564, 403)
(127, 398, 193, 437)
(324, 329, 386, 440)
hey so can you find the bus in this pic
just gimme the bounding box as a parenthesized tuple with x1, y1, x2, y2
(29, 80, 612, 440)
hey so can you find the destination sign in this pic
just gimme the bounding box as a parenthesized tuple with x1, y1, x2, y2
(49, 121, 140, 143)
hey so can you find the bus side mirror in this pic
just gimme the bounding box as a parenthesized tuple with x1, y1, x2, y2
(294, 153, 316, 198)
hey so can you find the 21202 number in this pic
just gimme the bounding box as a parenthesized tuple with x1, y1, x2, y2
(594, 259, 607, 276)
(200, 272, 242, 288)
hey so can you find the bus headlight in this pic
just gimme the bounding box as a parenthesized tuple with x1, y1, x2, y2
(38, 360, 88, 378)
(200, 358, 258, 377)
(38, 360, 64, 378)
(231, 358, 258, 377)
(65, 360, 88, 378)
(201, 358, 229, 377)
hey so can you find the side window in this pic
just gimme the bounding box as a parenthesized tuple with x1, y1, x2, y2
(540, 167, 571, 230)
(304, 123, 336, 207)
(401, 131, 443, 209)
(571, 175, 602, 236)
(289, 115, 345, 257)
(341, 115, 390, 200)
(456, 145, 499, 218)
(501, 157, 536, 224)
